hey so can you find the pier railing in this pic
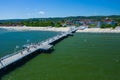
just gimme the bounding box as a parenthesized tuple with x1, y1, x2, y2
(0, 26, 83, 70)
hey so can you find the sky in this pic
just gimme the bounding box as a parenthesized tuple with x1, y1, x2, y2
(0, 0, 120, 19)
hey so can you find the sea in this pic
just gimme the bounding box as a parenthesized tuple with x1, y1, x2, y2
(0, 28, 59, 57)
(0, 28, 120, 80)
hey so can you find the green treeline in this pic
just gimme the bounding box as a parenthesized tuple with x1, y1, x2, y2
(0, 15, 120, 28)
(0, 20, 62, 27)
(101, 24, 117, 29)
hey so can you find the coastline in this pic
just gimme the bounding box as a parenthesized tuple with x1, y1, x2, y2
(77, 28, 120, 33)
(0, 26, 120, 33)
(0, 26, 69, 32)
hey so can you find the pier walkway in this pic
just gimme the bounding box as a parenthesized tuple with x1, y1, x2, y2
(0, 26, 84, 70)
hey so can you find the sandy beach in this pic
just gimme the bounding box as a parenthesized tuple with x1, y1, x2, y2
(0, 26, 69, 32)
(0, 26, 120, 33)
(77, 28, 120, 33)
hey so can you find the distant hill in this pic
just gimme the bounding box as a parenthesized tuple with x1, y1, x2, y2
(0, 15, 120, 27)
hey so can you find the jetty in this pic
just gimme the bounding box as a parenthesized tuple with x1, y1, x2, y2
(0, 26, 84, 70)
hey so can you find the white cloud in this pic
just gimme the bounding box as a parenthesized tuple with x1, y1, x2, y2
(38, 11, 45, 15)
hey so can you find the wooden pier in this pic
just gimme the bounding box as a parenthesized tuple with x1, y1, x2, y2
(0, 26, 82, 70)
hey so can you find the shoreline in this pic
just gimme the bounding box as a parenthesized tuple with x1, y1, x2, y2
(0, 26, 120, 33)
(0, 26, 70, 32)
(77, 28, 120, 33)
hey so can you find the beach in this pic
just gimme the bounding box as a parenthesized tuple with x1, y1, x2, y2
(0, 26, 69, 32)
(77, 28, 120, 33)
(0, 26, 120, 33)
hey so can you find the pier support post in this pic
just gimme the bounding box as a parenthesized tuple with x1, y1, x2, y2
(0, 60, 4, 66)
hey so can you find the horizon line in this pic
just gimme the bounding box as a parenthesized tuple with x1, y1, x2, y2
(0, 15, 120, 20)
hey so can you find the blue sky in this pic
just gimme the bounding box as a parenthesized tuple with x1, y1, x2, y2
(0, 0, 120, 19)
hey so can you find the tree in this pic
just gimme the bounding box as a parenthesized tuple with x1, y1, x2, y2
(101, 24, 116, 29)
(55, 22, 62, 27)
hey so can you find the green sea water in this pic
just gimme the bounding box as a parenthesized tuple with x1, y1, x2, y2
(1, 31, 120, 80)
